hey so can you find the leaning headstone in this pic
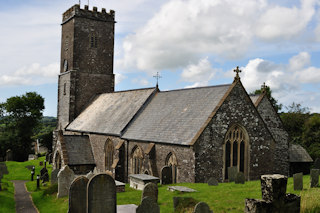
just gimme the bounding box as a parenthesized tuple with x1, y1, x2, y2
(51, 169, 59, 185)
(40, 167, 49, 182)
(227, 167, 237, 182)
(314, 158, 320, 170)
(161, 166, 172, 185)
(5, 149, 12, 161)
(245, 174, 300, 213)
(193, 202, 212, 213)
(235, 172, 245, 184)
(57, 165, 75, 198)
(87, 173, 116, 213)
(86, 171, 94, 180)
(142, 182, 158, 202)
(68, 176, 89, 213)
(310, 169, 319, 188)
(207, 177, 218, 186)
(293, 173, 303, 191)
(136, 196, 160, 213)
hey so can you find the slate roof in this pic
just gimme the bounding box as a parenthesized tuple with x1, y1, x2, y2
(289, 144, 313, 163)
(64, 135, 95, 165)
(250, 94, 261, 105)
(122, 84, 231, 145)
(66, 88, 156, 135)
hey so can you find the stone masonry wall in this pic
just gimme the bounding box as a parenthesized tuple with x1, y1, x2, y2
(256, 96, 289, 175)
(128, 141, 195, 183)
(194, 82, 276, 182)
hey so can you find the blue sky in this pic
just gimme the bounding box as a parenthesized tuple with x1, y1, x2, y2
(0, 0, 320, 116)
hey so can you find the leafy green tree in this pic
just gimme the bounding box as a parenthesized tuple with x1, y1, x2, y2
(280, 102, 310, 143)
(252, 85, 282, 113)
(0, 92, 44, 161)
(302, 114, 320, 159)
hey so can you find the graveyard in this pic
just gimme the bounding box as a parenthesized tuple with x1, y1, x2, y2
(0, 157, 320, 212)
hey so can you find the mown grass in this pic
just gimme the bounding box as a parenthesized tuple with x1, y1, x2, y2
(1, 157, 320, 213)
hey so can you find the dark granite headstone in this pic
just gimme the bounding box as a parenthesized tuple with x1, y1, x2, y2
(136, 196, 160, 213)
(68, 176, 88, 213)
(87, 174, 116, 213)
(310, 169, 319, 188)
(51, 169, 59, 185)
(39, 161, 43, 166)
(193, 202, 212, 213)
(314, 158, 320, 170)
(227, 167, 237, 182)
(48, 153, 53, 164)
(161, 166, 172, 185)
(142, 182, 158, 202)
(40, 167, 49, 182)
(207, 177, 218, 186)
(293, 173, 303, 191)
(235, 172, 245, 184)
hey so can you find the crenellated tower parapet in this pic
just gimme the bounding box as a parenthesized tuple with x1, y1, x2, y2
(62, 4, 115, 24)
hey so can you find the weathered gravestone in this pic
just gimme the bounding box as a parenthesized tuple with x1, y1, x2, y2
(310, 169, 319, 188)
(293, 173, 303, 191)
(141, 182, 158, 203)
(68, 176, 89, 213)
(207, 177, 218, 186)
(51, 169, 59, 185)
(235, 172, 245, 184)
(5, 149, 12, 161)
(136, 196, 160, 213)
(39, 161, 43, 166)
(40, 167, 49, 183)
(193, 202, 213, 213)
(314, 158, 320, 170)
(227, 167, 237, 182)
(245, 174, 300, 213)
(87, 173, 116, 213)
(161, 166, 172, 185)
(57, 165, 75, 198)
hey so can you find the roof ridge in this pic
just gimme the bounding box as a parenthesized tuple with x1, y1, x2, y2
(108, 87, 156, 94)
(160, 83, 232, 93)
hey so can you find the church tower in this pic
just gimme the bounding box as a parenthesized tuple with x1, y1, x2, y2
(57, 5, 115, 128)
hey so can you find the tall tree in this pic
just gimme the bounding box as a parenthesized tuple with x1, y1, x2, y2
(252, 85, 282, 113)
(302, 114, 320, 159)
(0, 92, 44, 161)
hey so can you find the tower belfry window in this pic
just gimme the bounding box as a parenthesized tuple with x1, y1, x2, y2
(90, 34, 98, 48)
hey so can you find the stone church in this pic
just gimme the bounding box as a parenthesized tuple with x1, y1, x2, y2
(53, 4, 289, 183)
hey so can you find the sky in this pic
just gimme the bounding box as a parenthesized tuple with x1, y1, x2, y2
(0, 0, 320, 116)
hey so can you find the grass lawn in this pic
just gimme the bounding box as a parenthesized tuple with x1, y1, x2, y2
(1, 157, 320, 213)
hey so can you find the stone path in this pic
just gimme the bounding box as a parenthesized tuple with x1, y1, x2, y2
(12, 180, 39, 213)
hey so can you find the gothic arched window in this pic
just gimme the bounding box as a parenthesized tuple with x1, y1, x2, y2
(105, 139, 114, 172)
(166, 152, 178, 183)
(224, 125, 249, 180)
(131, 146, 143, 174)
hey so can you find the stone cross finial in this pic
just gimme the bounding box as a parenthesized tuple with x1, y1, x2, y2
(153, 72, 162, 87)
(234, 66, 241, 80)
(261, 82, 267, 93)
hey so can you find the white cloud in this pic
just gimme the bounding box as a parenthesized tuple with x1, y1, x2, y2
(181, 57, 216, 87)
(239, 52, 320, 112)
(118, 0, 320, 73)
(132, 78, 150, 86)
(0, 63, 59, 87)
(115, 73, 127, 85)
(255, 0, 317, 41)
